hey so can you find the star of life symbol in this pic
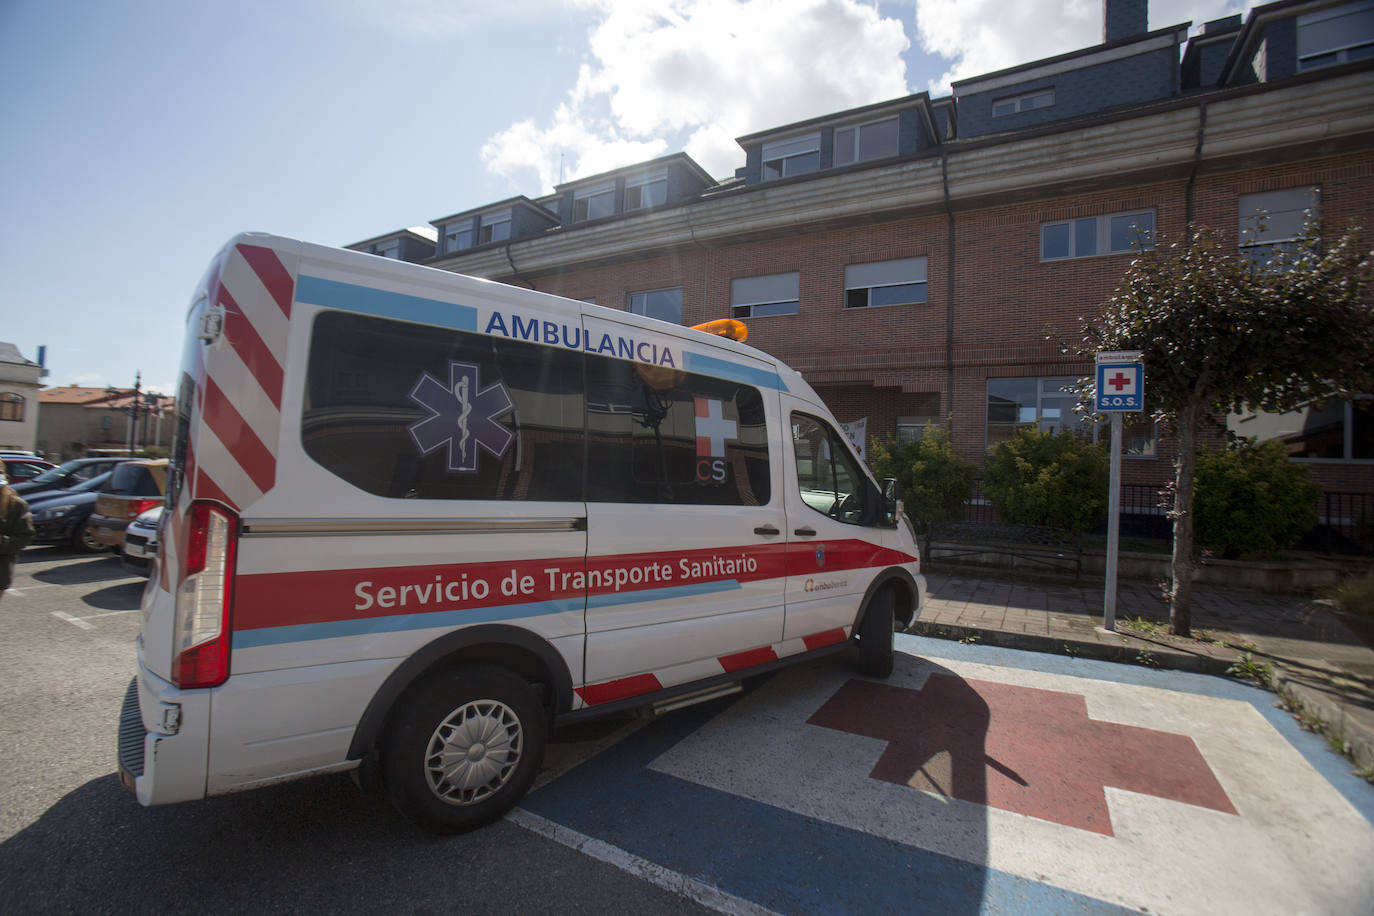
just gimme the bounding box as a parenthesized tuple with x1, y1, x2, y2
(408, 361, 515, 473)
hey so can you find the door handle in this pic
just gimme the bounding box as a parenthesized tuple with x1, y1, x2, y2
(794, 526, 817, 537)
(753, 524, 780, 536)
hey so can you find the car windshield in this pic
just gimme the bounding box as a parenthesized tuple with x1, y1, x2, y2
(27, 465, 72, 485)
(72, 472, 113, 493)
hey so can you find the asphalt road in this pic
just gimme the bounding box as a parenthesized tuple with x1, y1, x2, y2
(0, 547, 711, 916)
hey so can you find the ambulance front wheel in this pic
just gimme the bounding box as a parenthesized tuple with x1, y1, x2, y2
(856, 587, 895, 679)
(382, 666, 548, 834)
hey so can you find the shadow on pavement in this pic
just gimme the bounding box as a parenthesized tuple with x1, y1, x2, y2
(80, 580, 145, 611)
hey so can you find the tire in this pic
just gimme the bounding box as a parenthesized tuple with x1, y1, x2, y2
(856, 587, 895, 679)
(73, 523, 102, 554)
(382, 666, 547, 834)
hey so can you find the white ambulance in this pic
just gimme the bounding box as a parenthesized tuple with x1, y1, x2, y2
(119, 233, 926, 832)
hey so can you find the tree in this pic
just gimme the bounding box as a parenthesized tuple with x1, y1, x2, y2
(982, 428, 1108, 533)
(1080, 225, 1374, 635)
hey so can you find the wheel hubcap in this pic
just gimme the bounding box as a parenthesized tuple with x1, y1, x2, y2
(424, 699, 523, 806)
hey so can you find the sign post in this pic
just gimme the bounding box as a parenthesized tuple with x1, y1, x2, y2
(1095, 351, 1144, 631)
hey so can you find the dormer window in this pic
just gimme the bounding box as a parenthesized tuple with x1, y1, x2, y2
(1297, 0, 1374, 71)
(992, 88, 1055, 118)
(574, 183, 616, 222)
(375, 240, 400, 259)
(624, 172, 667, 211)
(445, 224, 473, 252)
(762, 134, 821, 181)
(833, 117, 899, 166)
(480, 210, 511, 244)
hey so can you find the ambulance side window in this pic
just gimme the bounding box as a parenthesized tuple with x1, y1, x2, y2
(303, 311, 585, 501)
(585, 354, 770, 506)
(792, 413, 866, 524)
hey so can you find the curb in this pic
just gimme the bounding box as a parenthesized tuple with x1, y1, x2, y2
(905, 620, 1237, 677)
(1271, 669, 1374, 776)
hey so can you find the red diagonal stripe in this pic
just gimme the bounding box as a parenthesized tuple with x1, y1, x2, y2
(236, 244, 294, 318)
(202, 376, 275, 495)
(217, 284, 284, 409)
(194, 467, 239, 513)
(576, 673, 662, 706)
(804, 628, 848, 651)
(719, 646, 778, 672)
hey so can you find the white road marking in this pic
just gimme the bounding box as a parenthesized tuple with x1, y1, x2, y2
(52, 611, 95, 630)
(51, 609, 138, 629)
(507, 808, 779, 916)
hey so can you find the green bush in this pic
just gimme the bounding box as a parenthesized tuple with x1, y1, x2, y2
(982, 428, 1108, 532)
(869, 425, 975, 530)
(1194, 439, 1319, 559)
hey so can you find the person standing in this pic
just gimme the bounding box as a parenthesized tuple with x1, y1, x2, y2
(1, 478, 34, 604)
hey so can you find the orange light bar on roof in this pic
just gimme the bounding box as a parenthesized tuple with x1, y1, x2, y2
(691, 319, 748, 342)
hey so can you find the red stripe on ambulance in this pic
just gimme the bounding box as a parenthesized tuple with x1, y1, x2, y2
(201, 376, 276, 495)
(235, 244, 294, 317)
(803, 628, 848, 650)
(719, 646, 779, 671)
(575, 674, 663, 706)
(217, 284, 285, 409)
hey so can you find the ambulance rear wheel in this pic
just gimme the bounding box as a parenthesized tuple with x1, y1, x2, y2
(383, 666, 547, 834)
(856, 587, 895, 678)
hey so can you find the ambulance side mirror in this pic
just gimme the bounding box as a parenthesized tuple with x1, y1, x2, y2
(881, 477, 900, 527)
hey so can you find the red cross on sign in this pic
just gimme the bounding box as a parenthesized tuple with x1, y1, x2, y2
(1108, 372, 1131, 391)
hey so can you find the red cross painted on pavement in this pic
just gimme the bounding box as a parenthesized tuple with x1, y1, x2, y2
(1108, 371, 1132, 391)
(807, 676, 1237, 836)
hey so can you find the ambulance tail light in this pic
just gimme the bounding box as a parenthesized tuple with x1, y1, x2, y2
(171, 502, 237, 689)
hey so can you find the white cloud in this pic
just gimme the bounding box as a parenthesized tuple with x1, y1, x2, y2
(916, 0, 1252, 94)
(481, 0, 912, 190)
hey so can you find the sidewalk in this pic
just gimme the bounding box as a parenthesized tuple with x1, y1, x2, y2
(909, 570, 1374, 777)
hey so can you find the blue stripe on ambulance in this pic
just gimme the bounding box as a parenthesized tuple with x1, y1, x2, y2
(296, 275, 479, 331)
(682, 350, 788, 391)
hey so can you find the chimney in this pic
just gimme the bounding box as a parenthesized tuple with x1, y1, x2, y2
(1104, 0, 1148, 43)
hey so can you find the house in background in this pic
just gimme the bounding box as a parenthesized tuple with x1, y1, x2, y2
(0, 342, 46, 453)
(36, 386, 174, 462)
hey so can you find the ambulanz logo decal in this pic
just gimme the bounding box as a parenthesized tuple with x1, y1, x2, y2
(408, 361, 515, 473)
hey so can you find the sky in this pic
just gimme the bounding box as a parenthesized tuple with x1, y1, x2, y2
(0, 0, 1247, 397)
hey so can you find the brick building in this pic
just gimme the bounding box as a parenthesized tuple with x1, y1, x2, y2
(350, 0, 1374, 505)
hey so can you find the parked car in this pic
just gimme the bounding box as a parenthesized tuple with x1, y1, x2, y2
(27, 471, 114, 552)
(12, 457, 125, 498)
(86, 459, 169, 550)
(121, 506, 163, 576)
(1, 456, 57, 484)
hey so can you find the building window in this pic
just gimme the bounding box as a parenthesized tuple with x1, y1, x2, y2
(1238, 187, 1319, 266)
(0, 392, 23, 422)
(1041, 210, 1154, 260)
(478, 211, 512, 245)
(573, 183, 616, 222)
(986, 377, 1089, 448)
(844, 257, 927, 309)
(833, 117, 899, 166)
(992, 87, 1055, 118)
(762, 134, 821, 181)
(444, 223, 473, 253)
(624, 173, 667, 211)
(1228, 399, 1373, 462)
(628, 287, 683, 324)
(1298, 1, 1374, 71)
(374, 240, 400, 259)
(731, 272, 800, 319)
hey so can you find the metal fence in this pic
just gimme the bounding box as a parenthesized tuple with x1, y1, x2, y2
(953, 481, 1372, 555)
